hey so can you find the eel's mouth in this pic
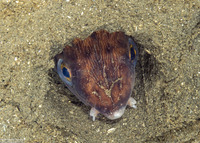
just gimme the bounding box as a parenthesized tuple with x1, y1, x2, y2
(103, 97, 137, 120)
(104, 106, 126, 120)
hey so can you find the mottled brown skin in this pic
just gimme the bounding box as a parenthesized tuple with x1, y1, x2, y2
(55, 30, 135, 115)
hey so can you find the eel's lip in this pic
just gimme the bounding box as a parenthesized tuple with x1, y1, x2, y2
(104, 106, 126, 120)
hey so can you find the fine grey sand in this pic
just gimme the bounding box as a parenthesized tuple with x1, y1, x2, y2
(0, 0, 199, 142)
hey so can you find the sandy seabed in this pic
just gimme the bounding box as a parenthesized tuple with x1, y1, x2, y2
(0, 0, 200, 142)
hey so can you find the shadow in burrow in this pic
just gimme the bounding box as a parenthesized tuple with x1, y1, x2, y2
(133, 40, 164, 112)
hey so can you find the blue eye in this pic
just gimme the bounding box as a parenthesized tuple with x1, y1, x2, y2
(62, 66, 70, 79)
(128, 38, 138, 67)
(57, 59, 72, 86)
(130, 45, 136, 61)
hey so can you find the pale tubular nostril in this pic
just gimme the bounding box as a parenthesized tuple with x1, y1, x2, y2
(128, 97, 137, 109)
(90, 107, 99, 121)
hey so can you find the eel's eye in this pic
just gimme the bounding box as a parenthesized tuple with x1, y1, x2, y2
(61, 63, 71, 81)
(128, 38, 138, 67)
(57, 59, 72, 86)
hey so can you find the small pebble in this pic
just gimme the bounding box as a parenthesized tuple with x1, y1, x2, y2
(107, 128, 116, 134)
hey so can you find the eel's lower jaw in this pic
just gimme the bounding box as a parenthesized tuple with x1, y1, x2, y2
(106, 97, 137, 120)
(89, 97, 137, 121)
(105, 106, 126, 120)
(89, 107, 126, 121)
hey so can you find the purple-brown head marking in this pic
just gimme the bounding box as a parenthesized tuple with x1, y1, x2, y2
(55, 30, 138, 120)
